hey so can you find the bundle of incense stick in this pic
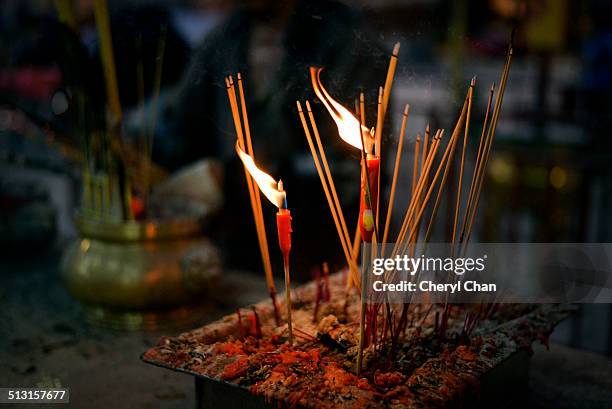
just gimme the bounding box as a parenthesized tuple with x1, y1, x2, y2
(51, 0, 169, 222)
(297, 37, 513, 371)
(225, 74, 281, 325)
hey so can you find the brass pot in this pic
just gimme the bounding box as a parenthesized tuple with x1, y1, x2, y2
(62, 214, 221, 330)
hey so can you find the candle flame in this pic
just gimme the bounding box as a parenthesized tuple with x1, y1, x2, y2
(310, 67, 373, 152)
(236, 143, 286, 209)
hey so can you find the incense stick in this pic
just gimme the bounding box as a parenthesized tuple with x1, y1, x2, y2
(297, 101, 359, 286)
(374, 87, 384, 230)
(305, 101, 359, 282)
(359, 92, 365, 124)
(422, 124, 430, 173)
(412, 133, 421, 195)
(393, 129, 442, 254)
(226, 77, 279, 324)
(144, 26, 166, 198)
(394, 130, 441, 249)
(463, 48, 513, 248)
(451, 77, 475, 250)
(93, 0, 122, 124)
(235, 75, 278, 308)
(382, 42, 400, 117)
(382, 104, 410, 252)
(421, 94, 469, 247)
(460, 83, 494, 244)
(375, 87, 384, 156)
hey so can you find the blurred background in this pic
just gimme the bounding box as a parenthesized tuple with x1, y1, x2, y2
(1, 0, 611, 408)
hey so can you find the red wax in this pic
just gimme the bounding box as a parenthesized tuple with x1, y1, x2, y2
(276, 209, 292, 256)
(358, 155, 380, 243)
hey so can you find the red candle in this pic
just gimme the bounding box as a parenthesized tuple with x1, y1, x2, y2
(276, 208, 292, 257)
(359, 154, 380, 243)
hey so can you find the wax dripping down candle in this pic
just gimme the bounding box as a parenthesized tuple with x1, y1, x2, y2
(235, 144, 294, 344)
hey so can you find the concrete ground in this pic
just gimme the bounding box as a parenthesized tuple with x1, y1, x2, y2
(1, 249, 611, 409)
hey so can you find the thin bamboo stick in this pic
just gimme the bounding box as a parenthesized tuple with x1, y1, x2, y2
(389, 133, 441, 272)
(297, 101, 359, 287)
(226, 77, 276, 303)
(412, 133, 421, 195)
(305, 101, 359, 281)
(143, 26, 166, 200)
(463, 48, 513, 247)
(234, 74, 277, 299)
(382, 104, 410, 253)
(93, 0, 121, 123)
(375, 87, 383, 156)
(360, 92, 366, 125)
(382, 42, 400, 117)
(393, 129, 442, 254)
(459, 83, 494, 244)
(375, 87, 383, 230)
(451, 77, 475, 249)
(421, 95, 469, 246)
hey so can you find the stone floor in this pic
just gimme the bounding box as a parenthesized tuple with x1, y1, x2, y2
(0, 248, 611, 409)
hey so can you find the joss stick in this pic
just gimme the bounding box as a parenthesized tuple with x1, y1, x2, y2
(405, 131, 443, 248)
(351, 91, 367, 268)
(360, 92, 366, 125)
(422, 125, 430, 172)
(237, 73, 266, 237)
(297, 102, 358, 286)
(382, 104, 410, 254)
(374, 87, 384, 230)
(143, 25, 167, 203)
(415, 95, 469, 248)
(93, 0, 121, 124)
(451, 77, 475, 251)
(382, 42, 400, 118)
(463, 48, 513, 248)
(460, 83, 494, 244)
(392, 130, 441, 254)
(349, 222, 361, 289)
(305, 101, 359, 282)
(53, 0, 77, 30)
(236, 74, 281, 322)
(226, 77, 279, 325)
(412, 125, 430, 239)
(375, 87, 384, 156)
(136, 36, 145, 156)
(412, 133, 421, 195)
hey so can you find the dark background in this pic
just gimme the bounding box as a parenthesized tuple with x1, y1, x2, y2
(0, 0, 611, 407)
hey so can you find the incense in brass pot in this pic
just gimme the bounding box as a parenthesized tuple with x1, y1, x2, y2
(63, 161, 224, 330)
(62, 215, 222, 330)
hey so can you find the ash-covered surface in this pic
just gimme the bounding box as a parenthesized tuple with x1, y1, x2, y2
(143, 273, 574, 409)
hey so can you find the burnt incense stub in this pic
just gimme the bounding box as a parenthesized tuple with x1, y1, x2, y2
(142, 273, 572, 409)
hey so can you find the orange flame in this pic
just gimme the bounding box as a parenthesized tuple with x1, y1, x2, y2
(236, 143, 286, 209)
(310, 67, 373, 152)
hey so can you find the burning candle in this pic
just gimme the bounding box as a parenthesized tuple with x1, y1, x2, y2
(235, 143, 294, 344)
(309, 67, 379, 244)
(310, 66, 382, 375)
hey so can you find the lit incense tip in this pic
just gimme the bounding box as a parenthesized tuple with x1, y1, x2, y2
(392, 42, 400, 57)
